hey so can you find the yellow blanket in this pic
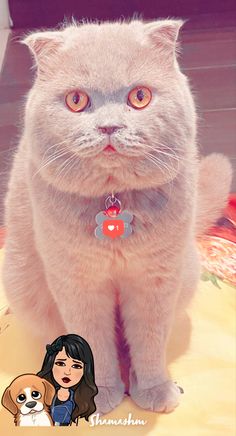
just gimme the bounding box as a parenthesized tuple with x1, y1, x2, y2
(0, 247, 235, 435)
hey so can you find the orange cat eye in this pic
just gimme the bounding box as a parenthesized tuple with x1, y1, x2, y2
(65, 90, 89, 112)
(127, 86, 152, 110)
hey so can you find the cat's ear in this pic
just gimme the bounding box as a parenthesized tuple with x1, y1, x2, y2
(20, 30, 64, 77)
(143, 19, 185, 59)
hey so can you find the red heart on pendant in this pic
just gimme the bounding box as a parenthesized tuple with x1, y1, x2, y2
(103, 219, 124, 239)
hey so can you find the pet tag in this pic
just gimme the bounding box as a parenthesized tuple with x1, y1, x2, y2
(95, 193, 133, 240)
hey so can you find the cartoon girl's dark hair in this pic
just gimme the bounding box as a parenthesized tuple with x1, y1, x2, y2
(46, 337, 63, 355)
(37, 334, 98, 422)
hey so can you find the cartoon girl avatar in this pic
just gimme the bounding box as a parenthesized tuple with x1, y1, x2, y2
(37, 334, 98, 426)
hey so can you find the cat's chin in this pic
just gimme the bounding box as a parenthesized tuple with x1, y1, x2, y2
(95, 151, 123, 167)
(46, 171, 177, 198)
(94, 151, 137, 169)
(34, 151, 179, 198)
(42, 175, 175, 199)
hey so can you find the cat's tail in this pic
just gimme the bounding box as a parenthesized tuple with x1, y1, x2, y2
(196, 153, 233, 236)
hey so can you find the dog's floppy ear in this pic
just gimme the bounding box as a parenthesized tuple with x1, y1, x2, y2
(42, 379, 56, 406)
(1, 387, 18, 415)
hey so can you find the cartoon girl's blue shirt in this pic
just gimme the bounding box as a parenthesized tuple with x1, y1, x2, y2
(51, 389, 75, 426)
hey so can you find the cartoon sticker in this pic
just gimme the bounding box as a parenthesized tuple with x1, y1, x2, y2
(1, 334, 98, 427)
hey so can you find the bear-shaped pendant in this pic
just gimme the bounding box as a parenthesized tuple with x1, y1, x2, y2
(94, 196, 133, 240)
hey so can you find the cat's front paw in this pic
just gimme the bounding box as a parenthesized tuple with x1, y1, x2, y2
(95, 383, 125, 416)
(130, 378, 182, 413)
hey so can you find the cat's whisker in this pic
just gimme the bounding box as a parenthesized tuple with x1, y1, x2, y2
(139, 142, 193, 164)
(54, 154, 79, 192)
(39, 148, 67, 169)
(141, 150, 176, 181)
(142, 147, 179, 172)
(142, 151, 175, 201)
(75, 142, 105, 157)
(61, 155, 79, 182)
(144, 138, 188, 155)
(141, 149, 183, 197)
(41, 139, 73, 164)
(139, 144, 181, 164)
(39, 132, 77, 158)
(32, 149, 71, 179)
(138, 143, 195, 184)
(55, 154, 77, 180)
(145, 150, 190, 185)
(40, 147, 71, 169)
(155, 139, 187, 152)
(50, 155, 76, 202)
(157, 145, 195, 164)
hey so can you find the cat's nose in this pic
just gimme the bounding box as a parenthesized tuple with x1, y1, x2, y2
(98, 126, 123, 135)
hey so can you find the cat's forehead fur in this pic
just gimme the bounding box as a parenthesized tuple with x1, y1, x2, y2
(23, 19, 183, 93)
(61, 22, 145, 91)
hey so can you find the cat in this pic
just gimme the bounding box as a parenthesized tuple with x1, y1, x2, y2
(2, 17, 232, 415)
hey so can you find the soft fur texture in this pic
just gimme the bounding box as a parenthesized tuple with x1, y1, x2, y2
(2, 17, 232, 415)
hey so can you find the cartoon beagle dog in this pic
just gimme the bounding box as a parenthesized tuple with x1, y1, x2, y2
(1, 374, 55, 426)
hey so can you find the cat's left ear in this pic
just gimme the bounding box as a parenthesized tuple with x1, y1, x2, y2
(143, 19, 185, 59)
(20, 30, 64, 77)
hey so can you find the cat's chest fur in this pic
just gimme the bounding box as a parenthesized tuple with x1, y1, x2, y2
(32, 181, 171, 245)
(30, 176, 191, 279)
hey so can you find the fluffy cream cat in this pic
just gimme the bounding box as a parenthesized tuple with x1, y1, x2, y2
(2, 17, 232, 415)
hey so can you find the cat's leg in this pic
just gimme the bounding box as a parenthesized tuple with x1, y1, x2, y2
(2, 234, 65, 342)
(2, 156, 65, 341)
(175, 243, 201, 313)
(49, 276, 125, 415)
(119, 268, 185, 413)
(2, 148, 65, 341)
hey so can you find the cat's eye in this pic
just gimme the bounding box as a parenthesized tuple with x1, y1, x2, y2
(127, 86, 152, 110)
(65, 90, 90, 112)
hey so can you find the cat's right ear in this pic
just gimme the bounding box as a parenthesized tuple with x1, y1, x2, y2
(142, 19, 186, 64)
(20, 30, 64, 78)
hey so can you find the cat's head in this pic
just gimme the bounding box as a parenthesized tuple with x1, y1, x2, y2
(22, 17, 197, 197)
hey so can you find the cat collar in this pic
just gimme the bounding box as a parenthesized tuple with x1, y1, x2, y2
(94, 193, 133, 240)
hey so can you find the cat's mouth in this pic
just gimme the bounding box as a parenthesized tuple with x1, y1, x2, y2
(103, 144, 117, 153)
(100, 145, 142, 161)
(95, 141, 141, 160)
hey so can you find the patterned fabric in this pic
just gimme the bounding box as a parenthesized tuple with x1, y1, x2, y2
(198, 236, 236, 286)
(197, 194, 236, 287)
